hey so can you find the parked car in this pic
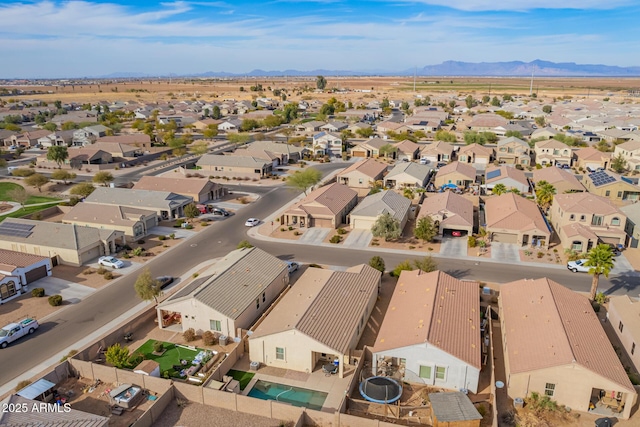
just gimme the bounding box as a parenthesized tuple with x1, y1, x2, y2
(286, 261, 299, 273)
(212, 208, 230, 216)
(451, 231, 463, 237)
(0, 318, 39, 349)
(567, 259, 590, 273)
(155, 276, 174, 289)
(419, 158, 429, 165)
(245, 218, 260, 227)
(98, 256, 125, 269)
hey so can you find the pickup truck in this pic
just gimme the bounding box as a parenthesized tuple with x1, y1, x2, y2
(0, 318, 39, 348)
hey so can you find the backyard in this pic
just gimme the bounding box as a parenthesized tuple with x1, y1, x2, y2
(130, 340, 209, 379)
(226, 369, 255, 390)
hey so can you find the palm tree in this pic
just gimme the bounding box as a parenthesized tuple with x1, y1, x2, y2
(535, 180, 556, 210)
(585, 244, 615, 301)
(492, 183, 507, 195)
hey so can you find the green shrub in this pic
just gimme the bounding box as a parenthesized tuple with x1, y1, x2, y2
(468, 236, 477, 248)
(184, 224, 193, 229)
(202, 331, 216, 346)
(158, 235, 167, 241)
(11, 168, 35, 177)
(336, 228, 347, 235)
(368, 256, 385, 273)
(169, 233, 175, 240)
(329, 235, 342, 244)
(31, 288, 45, 297)
(131, 247, 144, 256)
(96, 266, 107, 275)
(174, 219, 184, 228)
(595, 292, 608, 305)
(183, 328, 197, 342)
(103, 271, 114, 280)
(128, 352, 144, 367)
(280, 227, 286, 232)
(293, 231, 301, 236)
(537, 251, 545, 258)
(48, 294, 63, 306)
(288, 226, 294, 231)
(153, 341, 164, 353)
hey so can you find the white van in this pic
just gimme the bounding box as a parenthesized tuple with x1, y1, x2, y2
(7, 166, 20, 174)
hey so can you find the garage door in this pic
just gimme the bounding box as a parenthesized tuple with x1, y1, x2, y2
(312, 218, 334, 228)
(352, 151, 366, 157)
(24, 265, 48, 284)
(443, 228, 467, 237)
(352, 218, 375, 230)
(492, 232, 518, 244)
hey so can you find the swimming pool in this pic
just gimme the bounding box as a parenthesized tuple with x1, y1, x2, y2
(247, 380, 327, 410)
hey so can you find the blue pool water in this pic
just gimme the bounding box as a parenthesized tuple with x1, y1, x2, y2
(247, 380, 328, 410)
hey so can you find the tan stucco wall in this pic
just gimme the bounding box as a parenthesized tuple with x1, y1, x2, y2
(607, 302, 640, 375)
(0, 241, 103, 266)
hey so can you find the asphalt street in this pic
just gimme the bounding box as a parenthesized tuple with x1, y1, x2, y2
(0, 161, 636, 387)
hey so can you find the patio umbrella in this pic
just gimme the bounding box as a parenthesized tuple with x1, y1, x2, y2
(595, 418, 612, 427)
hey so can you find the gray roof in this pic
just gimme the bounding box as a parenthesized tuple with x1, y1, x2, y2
(196, 154, 271, 169)
(0, 218, 113, 250)
(0, 394, 109, 426)
(84, 187, 193, 210)
(621, 202, 640, 222)
(429, 392, 482, 422)
(160, 247, 287, 320)
(248, 140, 305, 155)
(350, 190, 411, 222)
(385, 162, 431, 182)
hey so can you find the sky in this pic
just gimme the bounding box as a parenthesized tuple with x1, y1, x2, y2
(1, 0, 639, 78)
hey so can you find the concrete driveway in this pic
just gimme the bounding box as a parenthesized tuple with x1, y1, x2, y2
(611, 254, 635, 275)
(149, 226, 196, 239)
(298, 228, 331, 245)
(31, 277, 95, 304)
(440, 236, 467, 257)
(343, 229, 373, 248)
(491, 242, 521, 263)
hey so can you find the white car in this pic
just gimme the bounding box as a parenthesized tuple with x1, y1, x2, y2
(286, 261, 299, 273)
(245, 218, 260, 227)
(567, 259, 590, 273)
(98, 256, 125, 269)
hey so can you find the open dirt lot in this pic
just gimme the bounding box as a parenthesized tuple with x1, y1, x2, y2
(152, 401, 289, 427)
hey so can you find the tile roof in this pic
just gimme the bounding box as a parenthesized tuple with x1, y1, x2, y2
(0, 394, 109, 426)
(133, 176, 221, 196)
(617, 140, 640, 151)
(501, 278, 634, 392)
(532, 167, 584, 191)
(469, 114, 508, 128)
(394, 139, 420, 153)
(535, 139, 570, 150)
(436, 161, 477, 179)
(248, 140, 305, 154)
(84, 187, 193, 210)
(250, 265, 381, 354)
(420, 140, 454, 155)
(484, 193, 550, 233)
(458, 143, 493, 157)
(497, 136, 528, 148)
(575, 147, 612, 161)
(196, 154, 271, 168)
(0, 249, 47, 269)
(350, 190, 411, 222)
(62, 203, 156, 227)
(418, 192, 474, 228)
(287, 183, 357, 216)
(552, 193, 623, 216)
(160, 247, 287, 319)
(373, 270, 481, 369)
(97, 134, 151, 145)
(485, 165, 529, 186)
(337, 159, 387, 180)
(0, 218, 113, 250)
(386, 162, 432, 182)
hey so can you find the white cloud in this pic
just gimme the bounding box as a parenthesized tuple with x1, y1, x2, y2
(390, 0, 636, 11)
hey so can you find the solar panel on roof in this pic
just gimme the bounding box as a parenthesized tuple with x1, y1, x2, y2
(589, 170, 616, 187)
(0, 222, 34, 238)
(486, 169, 501, 180)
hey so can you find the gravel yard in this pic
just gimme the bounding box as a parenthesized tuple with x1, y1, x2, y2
(152, 401, 292, 427)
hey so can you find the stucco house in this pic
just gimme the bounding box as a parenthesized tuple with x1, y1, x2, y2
(0, 218, 123, 267)
(196, 154, 273, 179)
(83, 187, 193, 220)
(281, 183, 358, 229)
(37, 130, 74, 148)
(621, 202, 640, 248)
(96, 134, 151, 149)
(433, 161, 477, 189)
(457, 144, 493, 166)
(157, 247, 289, 339)
(614, 140, 640, 171)
(372, 270, 481, 393)
(582, 170, 640, 202)
(608, 296, 640, 375)
(420, 141, 455, 164)
(312, 131, 342, 157)
(247, 140, 306, 162)
(531, 167, 585, 194)
(0, 250, 52, 304)
(496, 137, 531, 166)
(336, 159, 387, 195)
(574, 147, 611, 171)
(10, 130, 51, 147)
(384, 163, 432, 188)
(133, 176, 225, 203)
(394, 139, 421, 161)
(534, 139, 573, 166)
(249, 264, 381, 378)
(484, 165, 530, 194)
(72, 125, 110, 146)
(485, 193, 551, 247)
(550, 193, 627, 253)
(500, 278, 637, 419)
(418, 192, 475, 237)
(467, 114, 508, 131)
(349, 190, 411, 231)
(349, 138, 391, 159)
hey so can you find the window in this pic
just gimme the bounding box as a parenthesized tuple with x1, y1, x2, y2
(544, 383, 556, 397)
(209, 320, 221, 331)
(592, 216, 603, 226)
(262, 292, 266, 303)
(276, 347, 285, 360)
(605, 191, 610, 197)
(571, 241, 583, 252)
(618, 191, 623, 198)
(569, 214, 575, 221)
(632, 343, 636, 355)
(580, 215, 586, 222)
(435, 366, 447, 380)
(256, 298, 260, 310)
(419, 365, 432, 379)
(0, 281, 17, 301)
(358, 178, 363, 184)
(619, 321, 624, 333)
(612, 217, 620, 226)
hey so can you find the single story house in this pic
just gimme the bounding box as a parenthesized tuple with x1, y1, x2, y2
(248, 140, 305, 162)
(372, 270, 481, 393)
(350, 138, 392, 159)
(133, 176, 225, 203)
(249, 264, 381, 378)
(0, 250, 52, 304)
(485, 193, 551, 248)
(531, 167, 585, 194)
(433, 161, 477, 189)
(336, 159, 387, 195)
(349, 190, 411, 231)
(384, 163, 432, 188)
(281, 183, 358, 229)
(485, 165, 530, 194)
(196, 154, 272, 179)
(582, 170, 640, 202)
(0, 218, 123, 267)
(420, 141, 455, 164)
(457, 144, 493, 165)
(418, 192, 475, 237)
(500, 278, 637, 419)
(9, 130, 51, 148)
(394, 139, 421, 161)
(96, 134, 151, 149)
(83, 187, 193, 220)
(573, 147, 611, 171)
(157, 247, 289, 339)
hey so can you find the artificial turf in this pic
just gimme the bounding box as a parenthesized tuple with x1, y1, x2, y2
(226, 369, 255, 390)
(131, 339, 201, 378)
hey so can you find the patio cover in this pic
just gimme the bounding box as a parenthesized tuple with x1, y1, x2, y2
(16, 378, 55, 400)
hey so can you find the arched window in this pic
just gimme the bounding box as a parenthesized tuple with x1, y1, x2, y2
(571, 241, 583, 252)
(0, 281, 17, 301)
(611, 217, 620, 226)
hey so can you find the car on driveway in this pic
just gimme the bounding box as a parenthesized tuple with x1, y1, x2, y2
(212, 208, 230, 216)
(567, 259, 590, 273)
(451, 231, 462, 237)
(98, 256, 124, 269)
(155, 276, 174, 289)
(245, 218, 260, 227)
(286, 261, 299, 274)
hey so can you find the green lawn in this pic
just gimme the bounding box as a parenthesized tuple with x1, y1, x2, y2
(0, 182, 61, 204)
(131, 340, 201, 378)
(226, 370, 255, 390)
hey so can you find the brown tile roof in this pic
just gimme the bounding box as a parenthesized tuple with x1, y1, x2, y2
(374, 270, 481, 369)
(337, 159, 387, 180)
(536, 139, 570, 150)
(97, 134, 151, 145)
(532, 167, 584, 191)
(251, 264, 381, 354)
(561, 223, 598, 240)
(418, 192, 474, 228)
(421, 141, 454, 155)
(134, 176, 221, 196)
(286, 183, 357, 216)
(485, 165, 529, 186)
(552, 193, 622, 216)
(458, 143, 493, 157)
(501, 278, 634, 391)
(484, 193, 550, 233)
(0, 249, 47, 269)
(436, 161, 477, 180)
(394, 139, 420, 154)
(575, 147, 612, 162)
(62, 203, 156, 227)
(469, 114, 508, 128)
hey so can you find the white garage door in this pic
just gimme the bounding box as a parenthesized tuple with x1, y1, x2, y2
(351, 218, 376, 230)
(492, 232, 518, 244)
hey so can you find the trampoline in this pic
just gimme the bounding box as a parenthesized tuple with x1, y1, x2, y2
(359, 376, 403, 404)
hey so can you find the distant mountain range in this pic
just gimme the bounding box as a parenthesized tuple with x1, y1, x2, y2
(97, 60, 640, 79)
